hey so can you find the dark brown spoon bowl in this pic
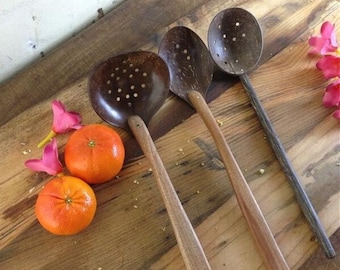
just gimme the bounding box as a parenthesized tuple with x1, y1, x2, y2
(208, 7, 335, 259)
(89, 51, 168, 129)
(208, 7, 262, 75)
(159, 26, 214, 105)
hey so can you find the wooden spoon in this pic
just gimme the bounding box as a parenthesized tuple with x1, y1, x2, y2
(159, 26, 289, 270)
(208, 7, 335, 259)
(88, 51, 211, 270)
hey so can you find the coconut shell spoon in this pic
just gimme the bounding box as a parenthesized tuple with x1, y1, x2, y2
(88, 51, 211, 270)
(159, 26, 289, 270)
(208, 7, 335, 258)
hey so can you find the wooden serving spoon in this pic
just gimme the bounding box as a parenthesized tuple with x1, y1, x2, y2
(88, 51, 211, 270)
(208, 7, 335, 259)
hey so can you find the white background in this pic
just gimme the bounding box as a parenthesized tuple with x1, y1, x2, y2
(0, 0, 123, 84)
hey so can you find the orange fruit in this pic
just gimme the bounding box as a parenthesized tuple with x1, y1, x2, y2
(64, 124, 125, 184)
(35, 175, 97, 235)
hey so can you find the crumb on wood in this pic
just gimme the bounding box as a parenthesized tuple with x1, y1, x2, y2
(259, 168, 265, 174)
(310, 235, 317, 242)
(178, 148, 184, 155)
(216, 119, 224, 126)
(22, 149, 32, 155)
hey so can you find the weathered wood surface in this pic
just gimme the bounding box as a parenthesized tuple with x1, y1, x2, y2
(0, 0, 339, 269)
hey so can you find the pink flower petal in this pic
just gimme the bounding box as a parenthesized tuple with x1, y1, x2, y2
(51, 100, 66, 117)
(51, 100, 82, 133)
(316, 55, 340, 79)
(323, 80, 340, 107)
(321, 21, 338, 48)
(308, 21, 338, 55)
(25, 159, 56, 175)
(308, 36, 327, 54)
(332, 109, 340, 119)
(25, 138, 63, 175)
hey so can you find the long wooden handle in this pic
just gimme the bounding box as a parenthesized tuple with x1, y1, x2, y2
(128, 115, 211, 270)
(240, 74, 335, 259)
(188, 90, 289, 270)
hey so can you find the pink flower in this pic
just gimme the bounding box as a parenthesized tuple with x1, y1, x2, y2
(37, 100, 82, 148)
(332, 109, 340, 120)
(51, 100, 82, 133)
(25, 138, 63, 176)
(316, 55, 340, 79)
(308, 21, 338, 55)
(323, 79, 340, 107)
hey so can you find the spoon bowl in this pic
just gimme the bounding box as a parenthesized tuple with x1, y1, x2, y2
(89, 51, 169, 129)
(158, 26, 214, 105)
(208, 7, 262, 75)
(208, 7, 335, 259)
(89, 51, 211, 270)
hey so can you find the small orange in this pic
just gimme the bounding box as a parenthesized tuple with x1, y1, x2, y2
(35, 175, 97, 235)
(64, 124, 125, 184)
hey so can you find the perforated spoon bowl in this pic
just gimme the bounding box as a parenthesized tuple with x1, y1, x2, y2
(159, 26, 289, 269)
(88, 51, 210, 270)
(208, 7, 335, 259)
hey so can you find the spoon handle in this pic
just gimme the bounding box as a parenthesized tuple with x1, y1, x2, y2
(240, 74, 336, 259)
(188, 90, 290, 270)
(128, 115, 211, 270)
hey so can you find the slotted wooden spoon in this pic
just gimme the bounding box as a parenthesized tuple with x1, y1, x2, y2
(88, 51, 211, 270)
(208, 7, 335, 259)
(159, 26, 289, 270)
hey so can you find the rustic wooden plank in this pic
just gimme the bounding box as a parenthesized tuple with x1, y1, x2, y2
(0, 0, 339, 269)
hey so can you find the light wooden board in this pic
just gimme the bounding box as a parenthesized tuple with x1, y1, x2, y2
(0, 0, 339, 269)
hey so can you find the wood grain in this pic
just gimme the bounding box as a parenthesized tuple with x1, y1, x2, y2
(128, 115, 211, 270)
(0, 0, 339, 269)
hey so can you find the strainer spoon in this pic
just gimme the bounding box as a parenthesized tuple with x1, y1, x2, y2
(159, 26, 289, 269)
(208, 7, 335, 258)
(88, 51, 210, 270)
